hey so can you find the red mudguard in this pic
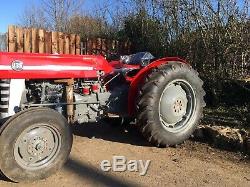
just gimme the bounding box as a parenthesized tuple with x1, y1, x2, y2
(127, 57, 188, 116)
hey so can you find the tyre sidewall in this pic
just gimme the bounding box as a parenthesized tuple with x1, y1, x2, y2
(147, 65, 203, 145)
(0, 109, 72, 182)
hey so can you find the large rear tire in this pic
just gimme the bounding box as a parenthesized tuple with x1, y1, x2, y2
(0, 108, 72, 182)
(136, 63, 205, 147)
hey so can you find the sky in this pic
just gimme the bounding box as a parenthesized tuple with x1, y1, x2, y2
(0, 0, 29, 32)
(0, 0, 102, 33)
(0, 0, 247, 33)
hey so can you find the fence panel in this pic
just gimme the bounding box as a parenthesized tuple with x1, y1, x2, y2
(7, 25, 131, 55)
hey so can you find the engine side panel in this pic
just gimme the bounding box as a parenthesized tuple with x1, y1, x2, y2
(0, 52, 114, 79)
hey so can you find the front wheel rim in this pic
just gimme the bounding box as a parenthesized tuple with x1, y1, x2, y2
(14, 124, 61, 170)
(159, 79, 197, 133)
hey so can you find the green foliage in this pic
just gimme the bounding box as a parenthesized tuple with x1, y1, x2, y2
(19, 0, 249, 80)
(117, 0, 249, 80)
(121, 10, 166, 57)
(68, 15, 111, 39)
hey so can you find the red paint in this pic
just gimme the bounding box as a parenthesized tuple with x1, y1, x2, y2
(127, 57, 188, 115)
(109, 60, 141, 70)
(0, 52, 113, 79)
(82, 87, 90, 95)
(91, 84, 99, 93)
(0, 52, 188, 117)
(109, 60, 141, 82)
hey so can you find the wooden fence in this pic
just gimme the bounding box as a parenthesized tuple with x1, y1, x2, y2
(7, 25, 131, 55)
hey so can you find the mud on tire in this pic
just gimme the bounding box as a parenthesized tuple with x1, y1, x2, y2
(136, 63, 206, 147)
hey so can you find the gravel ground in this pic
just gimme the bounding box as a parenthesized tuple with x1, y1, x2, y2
(0, 122, 249, 187)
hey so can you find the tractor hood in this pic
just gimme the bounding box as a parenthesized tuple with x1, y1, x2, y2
(0, 52, 114, 79)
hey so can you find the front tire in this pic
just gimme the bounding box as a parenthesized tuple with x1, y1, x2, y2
(136, 63, 205, 147)
(0, 108, 72, 182)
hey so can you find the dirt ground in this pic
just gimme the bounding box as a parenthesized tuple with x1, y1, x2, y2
(0, 122, 249, 187)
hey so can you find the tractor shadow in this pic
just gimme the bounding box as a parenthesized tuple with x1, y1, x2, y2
(65, 157, 140, 187)
(0, 157, 141, 186)
(72, 121, 152, 147)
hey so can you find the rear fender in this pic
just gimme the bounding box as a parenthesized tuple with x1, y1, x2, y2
(127, 57, 188, 116)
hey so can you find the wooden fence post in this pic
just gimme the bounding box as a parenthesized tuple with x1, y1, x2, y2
(64, 34, 70, 54)
(24, 29, 31, 53)
(106, 39, 111, 53)
(52, 32, 58, 54)
(45, 31, 52, 54)
(58, 32, 64, 54)
(76, 35, 81, 55)
(87, 38, 92, 54)
(70, 34, 76, 55)
(8, 25, 16, 52)
(102, 39, 107, 52)
(31, 28, 38, 53)
(38, 29, 45, 53)
(92, 39, 96, 53)
(16, 27, 24, 53)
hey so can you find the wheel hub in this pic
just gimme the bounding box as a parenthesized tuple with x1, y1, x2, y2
(14, 124, 61, 170)
(27, 137, 48, 157)
(173, 98, 185, 115)
(160, 84, 188, 124)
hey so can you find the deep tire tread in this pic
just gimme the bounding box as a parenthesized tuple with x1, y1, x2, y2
(136, 63, 205, 147)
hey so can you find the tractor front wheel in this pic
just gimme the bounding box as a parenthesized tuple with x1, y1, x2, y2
(137, 63, 205, 147)
(0, 108, 72, 182)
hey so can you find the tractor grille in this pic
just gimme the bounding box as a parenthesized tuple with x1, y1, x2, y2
(0, 79, 10, 118)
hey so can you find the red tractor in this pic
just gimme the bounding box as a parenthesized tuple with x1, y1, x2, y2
(0, 51, 205, 182)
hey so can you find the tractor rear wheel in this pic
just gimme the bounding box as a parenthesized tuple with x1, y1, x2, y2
(0, 108, 72, 182)
(136, 63, 205, 147)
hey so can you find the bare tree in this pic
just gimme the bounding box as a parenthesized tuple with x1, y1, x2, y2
(20, 4, 48, 29)
(41, 0, 84, 32)
(19, 0, 84, 32)
(68, 15, 110, 38)
(85, 0, 134, 36)
(18, 0, 249, 79)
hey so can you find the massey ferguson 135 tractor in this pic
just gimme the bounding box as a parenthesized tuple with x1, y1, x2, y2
(0, 51, 205, 182)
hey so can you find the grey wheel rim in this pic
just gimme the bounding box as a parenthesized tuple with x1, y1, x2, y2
(159, 79, 196, 133)
(14, 124, 61, 170)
